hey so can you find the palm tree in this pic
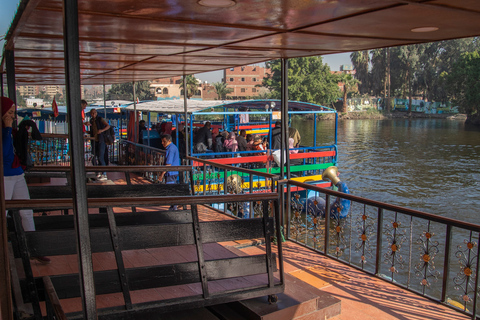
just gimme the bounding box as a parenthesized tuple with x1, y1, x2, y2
(350, 51, 370, 94)
(179, 75, 199, 99)
(212, 82, 233, 100)
(337, 74, 360, 113)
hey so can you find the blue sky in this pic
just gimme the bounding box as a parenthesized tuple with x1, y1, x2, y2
(1, 0, 351, 82)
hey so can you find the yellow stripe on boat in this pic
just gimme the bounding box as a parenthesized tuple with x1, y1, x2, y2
(290, 175, 323, 183)
(246, 129, 269, 134)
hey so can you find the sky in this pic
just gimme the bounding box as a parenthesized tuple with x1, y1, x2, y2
(1, 0, 351, 83)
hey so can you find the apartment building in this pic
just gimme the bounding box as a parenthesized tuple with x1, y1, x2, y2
(224, 65, 270, 99)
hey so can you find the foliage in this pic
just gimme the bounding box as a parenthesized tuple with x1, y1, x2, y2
(337, 73, 360, 113)
(107, 81, 155, 101)
(349, 38, 480, 114)
(179, 75, 199, 99)
(262, 57, 340, 106)
(442, 50, 480, 115)
(350, 51, 370, 94)
(212, 82, 233, 100)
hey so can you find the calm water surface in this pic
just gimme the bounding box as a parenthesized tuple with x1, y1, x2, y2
(292, 118, 480, 224)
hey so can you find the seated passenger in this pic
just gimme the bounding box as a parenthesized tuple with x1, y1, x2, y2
(289, 137, 299, 154)
(224, 131, 238, 152)
(251, 135, 265, 155)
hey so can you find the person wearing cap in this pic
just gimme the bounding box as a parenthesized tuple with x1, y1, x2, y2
(1, 97, 50, 264)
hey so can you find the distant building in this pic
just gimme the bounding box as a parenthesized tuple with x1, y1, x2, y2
(224, 65, 270, 99)
(151, 76, 202, 99)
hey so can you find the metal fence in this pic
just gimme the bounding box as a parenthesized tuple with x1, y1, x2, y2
(29, 134, 121, 167)
(282, 179, 480, 319)
(186, 156, 279, 219)
(117, 140, 166, 182)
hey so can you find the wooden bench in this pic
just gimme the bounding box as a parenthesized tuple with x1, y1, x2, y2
(7, 194, 283, 319)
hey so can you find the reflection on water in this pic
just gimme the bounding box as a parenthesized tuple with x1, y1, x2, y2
(292, 118, 480, 223)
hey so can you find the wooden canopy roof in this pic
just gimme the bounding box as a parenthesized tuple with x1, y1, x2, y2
(2, 0, 480, 85)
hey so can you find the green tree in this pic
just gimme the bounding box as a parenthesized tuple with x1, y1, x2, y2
(179, 75, 199, 99)
(337, 74, 360, 113)
(262, 57, 340, 105)
(107, 81, 155, 101)
(443, 50, 480, 124)
(212, 82, 233, 100)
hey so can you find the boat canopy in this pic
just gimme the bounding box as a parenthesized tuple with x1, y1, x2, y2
(124, 99, 335, 114)
(2, 1, 480, 85)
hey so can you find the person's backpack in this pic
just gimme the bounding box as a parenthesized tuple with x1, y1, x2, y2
(104, 126, 116, 145)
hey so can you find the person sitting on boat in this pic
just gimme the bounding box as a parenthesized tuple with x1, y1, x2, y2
(289, 138, 299, 154)
(193, 121, 212, 153)
(224, 131, 238, 152)
(270, 120, 282, 150)
(251, 135, 266, 155)
(246, 134, 254, 151)
(288, 126, 301, 148)
(237, 129, 248, 153)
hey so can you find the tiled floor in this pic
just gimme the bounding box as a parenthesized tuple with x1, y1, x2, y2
(237, 242, 470, 320)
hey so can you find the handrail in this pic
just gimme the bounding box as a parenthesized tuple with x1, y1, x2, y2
(5, 193, 279, 210)
(287, 179, 480, 232)
(186, 156, 279, 180)
(120, 139, 166, 154)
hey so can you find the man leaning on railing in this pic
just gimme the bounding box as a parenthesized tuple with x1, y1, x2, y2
(159, 134, 180, 210)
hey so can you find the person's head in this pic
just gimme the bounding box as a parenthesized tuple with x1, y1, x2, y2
(246, 134, 253, 142)
(239, 129, 246, 137)
(204, 121, 211, 129)
(289, 137, 294, 148)
(89, 108, 97, 118)
(81, 100, 88, 109)
(178, 123, 185, 131)
(139, 120, 146, 127)
(1, 97, 16, 126)
(254, 135, 262, 143)
(161, 134, 172, 148)
(229, 131, 236, 139)
(275, 120, 281, 127)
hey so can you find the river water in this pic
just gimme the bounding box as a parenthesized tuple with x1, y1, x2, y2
(292, 118, 480, 224)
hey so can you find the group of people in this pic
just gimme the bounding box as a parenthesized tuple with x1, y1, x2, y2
(193, 120, 301, 157)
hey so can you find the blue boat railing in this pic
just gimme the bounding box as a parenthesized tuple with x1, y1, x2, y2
(186, 156, 279, 219)
(280, 179, 480, 319)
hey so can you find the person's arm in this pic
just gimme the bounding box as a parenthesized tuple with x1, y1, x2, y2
(98, 119, 110, 134)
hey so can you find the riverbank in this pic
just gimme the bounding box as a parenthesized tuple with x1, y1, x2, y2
(315, 111, 467, 121)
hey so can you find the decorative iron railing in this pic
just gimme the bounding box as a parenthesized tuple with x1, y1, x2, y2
(282, 179, 480, 319)
(186, 156, 279, 219)
(29, 134, 121, 166)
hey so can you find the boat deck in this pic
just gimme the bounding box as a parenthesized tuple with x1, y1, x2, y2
(18, 172, 471, 320)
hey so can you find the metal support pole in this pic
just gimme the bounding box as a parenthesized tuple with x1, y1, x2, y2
(103, 84, 107, 118)
(280, 59, 290, 179)
(133, 82, 137, 144)
(184, 76, 189, 158)
(1, 73, 4, 96)
(62, 0, 97, 318)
